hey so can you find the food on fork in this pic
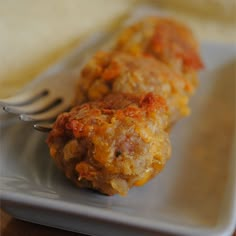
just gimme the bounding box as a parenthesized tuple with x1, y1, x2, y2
(47, 93, 170, 196)
(47, 16, 204, 196)
(76, 51, 191, 124)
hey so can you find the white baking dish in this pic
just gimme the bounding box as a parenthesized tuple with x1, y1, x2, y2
(0, 41, 235, 236)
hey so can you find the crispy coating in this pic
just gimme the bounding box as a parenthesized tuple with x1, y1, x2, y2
(47, 93, 170, 196)
(113, 17, 204, 88)
(76, 52, 190, 124)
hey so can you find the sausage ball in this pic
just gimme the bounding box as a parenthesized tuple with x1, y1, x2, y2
(47, 93, 170, 196)
(76, 51, 191, 124)
(113, 17, 204, 89)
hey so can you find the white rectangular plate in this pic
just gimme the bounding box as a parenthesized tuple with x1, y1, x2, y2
(0, 42, 235, 236)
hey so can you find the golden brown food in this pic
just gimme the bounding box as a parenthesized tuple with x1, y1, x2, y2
(47, 16, 204, 196)
(76, 51, 191, 124)
(47, 93, 170, 196)
(113, 17, 204, 89)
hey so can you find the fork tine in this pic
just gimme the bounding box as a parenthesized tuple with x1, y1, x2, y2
(0, 89, 48, 106)
(33, 123, 53, 132)
(3, 95, 58, 114)
(0, 90, 48, 106)
(20, 102, 71, 121)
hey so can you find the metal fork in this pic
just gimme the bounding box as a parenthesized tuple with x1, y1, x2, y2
(0, 5, 146, 132)
(0, 26, 124, 132)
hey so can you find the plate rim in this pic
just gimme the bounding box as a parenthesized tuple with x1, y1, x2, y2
(1, 178, 236, 236)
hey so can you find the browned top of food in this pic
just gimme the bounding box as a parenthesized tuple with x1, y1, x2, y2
(49, 93, 168, 142)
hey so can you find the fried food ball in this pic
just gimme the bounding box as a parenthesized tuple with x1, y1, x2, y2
(113, 17, 204, 89)
(47, 93, 170, 196)
(76, 51, 191, 124)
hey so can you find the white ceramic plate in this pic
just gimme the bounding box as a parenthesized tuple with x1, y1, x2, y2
(0, 42, 235, 236)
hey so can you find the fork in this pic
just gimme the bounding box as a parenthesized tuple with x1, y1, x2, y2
(0, 26, 124, 132)
(0, 5, 147, 132)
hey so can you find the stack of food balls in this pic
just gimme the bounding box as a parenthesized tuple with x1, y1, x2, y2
(47, 17, 204, 196)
